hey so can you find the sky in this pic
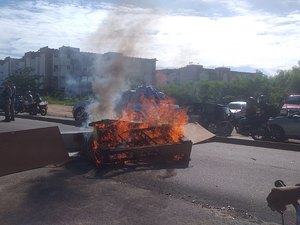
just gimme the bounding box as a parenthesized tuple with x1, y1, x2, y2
(0, 0, 300, 75)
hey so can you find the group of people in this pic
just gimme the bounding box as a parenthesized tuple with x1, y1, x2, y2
(1, 80, 45, 121)
(1, 80, 16, 122)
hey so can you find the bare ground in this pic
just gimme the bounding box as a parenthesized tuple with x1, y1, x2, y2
(47, 104, 73, 118)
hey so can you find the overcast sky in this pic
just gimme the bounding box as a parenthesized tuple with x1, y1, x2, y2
(0, 0, 300, 75)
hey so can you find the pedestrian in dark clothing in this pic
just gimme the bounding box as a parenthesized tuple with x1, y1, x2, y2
(239, 97, 257, 130)
(257, 95, 276, 123)
(24, 90, 33, 111)
(1, 81, 12, 122)
(8, 81, 16, 121)
(34, 93, 42, 104)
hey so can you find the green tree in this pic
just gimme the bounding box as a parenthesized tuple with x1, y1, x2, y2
(161, 84, 194, 104)
(6, 68, 42, 95)
(286, 65, 300, 93)
(160, 62, 300, 107)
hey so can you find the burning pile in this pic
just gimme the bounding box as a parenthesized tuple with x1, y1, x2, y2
(85, 86, 192, 167)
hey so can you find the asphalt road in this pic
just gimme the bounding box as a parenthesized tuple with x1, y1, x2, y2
(111, 142, 300, 224)
(1, 115, 299, 224)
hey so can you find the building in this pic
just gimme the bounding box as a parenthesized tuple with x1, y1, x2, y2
(0, 57, 25, 81)
(0, 46, 157, 96)
(156, 64, 257, 86)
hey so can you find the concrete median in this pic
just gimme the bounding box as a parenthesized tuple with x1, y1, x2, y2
(0, 126, 70, 177)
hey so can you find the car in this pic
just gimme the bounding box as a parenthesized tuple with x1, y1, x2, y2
(114, 86, 172, 120)
(227, 101, 247, 117)
(186, 102, 233, 136)
(72, 99, 91, 123)
(72, 86, 173, 124)
(268, 113, 300, 142)
(280, 94, 300, 115)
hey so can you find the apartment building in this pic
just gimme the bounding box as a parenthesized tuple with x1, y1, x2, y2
(0, 46, 157, 96)
(0, 57, 25, 81)
(156, 64, 257, 86)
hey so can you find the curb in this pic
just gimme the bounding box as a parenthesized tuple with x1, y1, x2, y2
(0, 112, 77, 126)
(210, 136, 300, 152)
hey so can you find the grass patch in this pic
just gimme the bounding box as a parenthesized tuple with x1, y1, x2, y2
(44, 96, 87, 106)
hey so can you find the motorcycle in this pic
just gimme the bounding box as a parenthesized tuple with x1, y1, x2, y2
(14, 96, 48, 116)
(230, 114, 244, 134)
(235, 116, 271, 141)
(28, 101, 48, 116)
(215, 120, 234, 137)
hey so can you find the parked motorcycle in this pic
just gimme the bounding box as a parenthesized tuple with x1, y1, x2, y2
(235, 116, 271, 141)
(14, 96, 48, 116)
(28, 101, 48, 116)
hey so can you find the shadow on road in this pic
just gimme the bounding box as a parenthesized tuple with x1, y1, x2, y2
(63, 156, 190, 180)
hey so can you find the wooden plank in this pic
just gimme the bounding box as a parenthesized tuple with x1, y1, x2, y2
(183, 123, 215, 144)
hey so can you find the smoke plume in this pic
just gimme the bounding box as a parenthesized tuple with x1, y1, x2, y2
(87, 7, 158, 121)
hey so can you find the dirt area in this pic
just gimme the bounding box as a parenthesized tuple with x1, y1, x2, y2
(47, 104, 73, 118)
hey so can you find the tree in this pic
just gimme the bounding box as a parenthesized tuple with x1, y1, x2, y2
(161, 62, 300, 107)
(6, 68, 42, 96)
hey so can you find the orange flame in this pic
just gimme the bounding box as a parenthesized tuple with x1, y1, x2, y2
(91, 95, 188, 167)
(118, 96, 188, 143)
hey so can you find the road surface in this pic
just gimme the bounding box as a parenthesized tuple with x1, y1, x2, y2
(111, 142, 300, 224)
(1, 116, 299, 224)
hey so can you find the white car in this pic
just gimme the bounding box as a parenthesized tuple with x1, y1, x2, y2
(228, 101, 247, 117)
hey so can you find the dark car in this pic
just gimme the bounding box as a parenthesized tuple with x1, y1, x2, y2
(114, 87, 171, 120)
(268, 113, 300, 142)
(186, 102, 233, 136)
(72, 86, 172, 123)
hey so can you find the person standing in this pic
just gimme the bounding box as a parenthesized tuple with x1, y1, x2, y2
(239, 96, 257, 131)
(24, 90, 33, 112)
(9, 81, 16, 121)
(1, 80, 12, 122)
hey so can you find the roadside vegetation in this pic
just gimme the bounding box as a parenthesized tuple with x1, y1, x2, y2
(42, 96, 78, 106)
(5, 62, 300, 107)
(161, 62, 300, 108)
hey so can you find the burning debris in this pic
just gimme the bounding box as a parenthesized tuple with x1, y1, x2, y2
(82, 86, 193, 167)
(85, 119, 192, 167)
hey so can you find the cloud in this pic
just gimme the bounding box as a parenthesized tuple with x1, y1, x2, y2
(0, 1, 107, 57)
(0, 0, 300, 75)
(143, 10, 300, 74)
